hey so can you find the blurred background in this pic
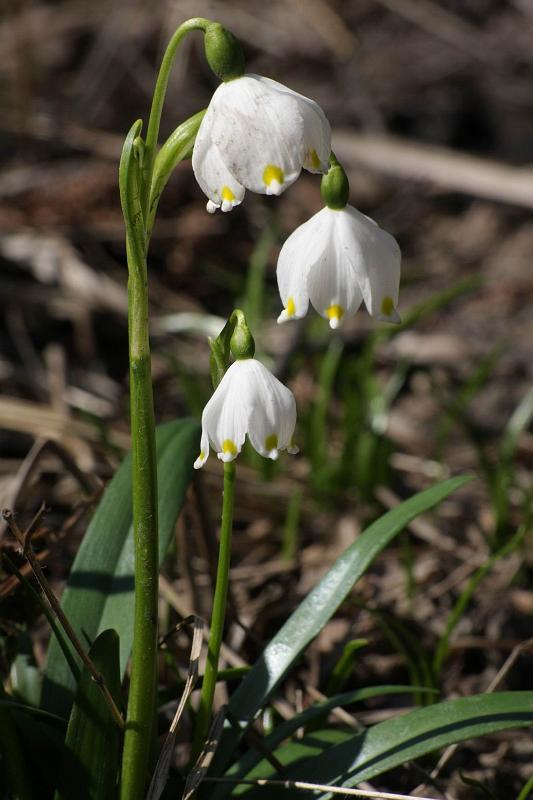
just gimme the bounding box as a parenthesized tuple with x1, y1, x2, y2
(1, 1, 533, 796)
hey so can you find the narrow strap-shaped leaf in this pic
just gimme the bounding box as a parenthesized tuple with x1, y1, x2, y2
(211, 475, 472, 781)
(225, 685, 437, 785)
(236, 691, 533, 799)
(54, 629, 122, 800)
(42, 418, 199, 717)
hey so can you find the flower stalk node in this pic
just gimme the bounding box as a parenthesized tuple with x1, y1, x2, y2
(204, 22, 245, 82)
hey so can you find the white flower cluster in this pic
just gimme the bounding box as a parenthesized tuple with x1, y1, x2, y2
(192, 70, 402, 467)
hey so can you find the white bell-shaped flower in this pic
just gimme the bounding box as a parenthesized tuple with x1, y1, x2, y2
(277, 205, 401, 329)
(194, 358, 298, 468)
(192, 74, 331, 213)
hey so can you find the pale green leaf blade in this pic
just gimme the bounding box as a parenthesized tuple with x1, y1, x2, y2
(225, 685, 437, 785)
(237, 692, 533, 798)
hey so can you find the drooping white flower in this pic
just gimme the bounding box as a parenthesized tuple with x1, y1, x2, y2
(194, 358, 298, 468)
(276, 205, 401, 329)
(192, 75, 331, 213)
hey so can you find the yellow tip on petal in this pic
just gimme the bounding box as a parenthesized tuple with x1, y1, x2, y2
(286, 297, 296, 318)
(310, 148, 321, 170)
(326, 304, 344, 326)
(221, 185, 235, 202)
(265, 434, 278, 451)
(381, 296, 395, 317)
(194, 450, 207, 470)
(263, 164, 284, 189)
(222, 439, 238, 457)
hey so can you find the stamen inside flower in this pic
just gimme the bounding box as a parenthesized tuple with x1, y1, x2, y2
(263, 164, 284, 195)
(286, 297, 296, 318)
(326, 304, 344, 329)
(381, 296, 394, 317)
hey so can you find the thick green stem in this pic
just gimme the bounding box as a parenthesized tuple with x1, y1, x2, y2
(141, 17, 209, 219)
(120, 237, 159, 800)
(192, 461, 236, 757)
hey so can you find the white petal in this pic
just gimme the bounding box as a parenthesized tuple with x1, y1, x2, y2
(210, 75, 304, 195)
(300, 102, 331, 173)
(341, 206, 401, 322)
(201, 362, 251, 461)
(193, 429, 210, 469)
(306, 209, 363, 328)
(276, 207, 331, 323)
(238, 360, 297, 456)
(253, 76, 331, 173)
(192, 110, 245, 212)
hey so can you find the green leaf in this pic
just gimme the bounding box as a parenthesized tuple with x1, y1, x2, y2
(0, 699, 66, 727)
(225, 685, 437, 788)
(147, 110, 205, 240)
(42, 418, 199, 717)
(325, 639, 368, 696)
(10, 632, 44, 707)
(211, 475, 472, 779)
(54, 630, 122, 800)
(119, 118, 145, 273)
(237, 692, 533, 798)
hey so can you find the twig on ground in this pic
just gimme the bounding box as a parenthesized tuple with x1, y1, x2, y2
(203, 776, 442, 799)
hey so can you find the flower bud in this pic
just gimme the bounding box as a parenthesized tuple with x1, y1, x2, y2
(204, 23, 245, 82)
(320, 156, 349, 210)
(230, 310, 255, 360)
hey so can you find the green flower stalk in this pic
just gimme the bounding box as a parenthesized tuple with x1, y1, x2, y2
(190, 312, 298, 756)
(192, 310, 298, 754)
(118, 17, 246, 800)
